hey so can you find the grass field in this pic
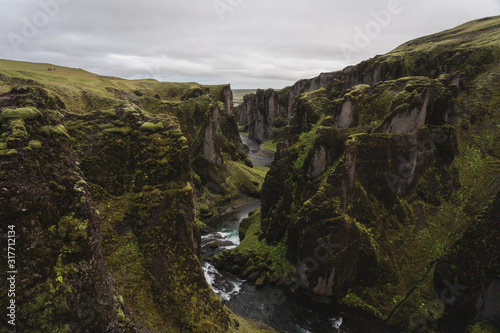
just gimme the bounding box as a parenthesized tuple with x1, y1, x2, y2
(0, 59, 226, 113)
(232, 89, 256, 105)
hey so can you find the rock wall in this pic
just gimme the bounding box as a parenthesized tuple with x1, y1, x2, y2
(0, 84, 241, 331)
(237, 74, 338, 142)
(66, 105, 233, 331)
(224, 17, 500, 332)
(236, 32, 497, 144)
(0, 92, 134, 331)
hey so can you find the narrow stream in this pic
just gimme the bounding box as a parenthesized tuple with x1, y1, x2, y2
(200, 135, 355, 332)
(240, 134, 274, 167)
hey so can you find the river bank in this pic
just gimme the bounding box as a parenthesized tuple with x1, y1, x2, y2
(200, 136, 352, 332)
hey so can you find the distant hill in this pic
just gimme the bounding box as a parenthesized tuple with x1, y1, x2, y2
(232, 89, 257, 105)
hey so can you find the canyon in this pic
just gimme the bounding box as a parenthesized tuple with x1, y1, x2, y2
(0, 15, 499, 333)
(220, 16, 500, 333)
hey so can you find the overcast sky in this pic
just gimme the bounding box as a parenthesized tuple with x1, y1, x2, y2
(1, 1, 499, 89)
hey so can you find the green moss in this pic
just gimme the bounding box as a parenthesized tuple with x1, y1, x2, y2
(341, 293, 384, 318)
(1, 106, 42, 120)
(196, 218, 208, 230)
(99, 196, 168, 331)
(41, 124, 70, 138)
(123, 106, 140, 114)
(116, 308, 126, 323)
(299, 88, 329, 115)
(58, 214, 88, 243)
(227, 161, 263, 197)
(0, 148, 18, 156)
(139, 122, 164, 132)
(235, 161, 269, 180)
(293, 123, 319, 171)
(8, 119, 28, 139)
(255, 275, 266, 286)
(102, 109, 118, 117)
(103, 127, 131, 135)
(28, 140, 42, 149)
(171, 128, 182, 136)
(468, 322, 499, 333)
(260, 139, 277, 153)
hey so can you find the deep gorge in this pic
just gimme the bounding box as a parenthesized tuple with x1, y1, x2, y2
(0, 16, 499, 333)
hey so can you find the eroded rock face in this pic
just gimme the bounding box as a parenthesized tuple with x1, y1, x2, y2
(0, 88, 234, 332)
(238, 96, 252, 127)
(66, 105, 232, 331)
(307, 145, 331, 179)
(253, 17, 500, 332)
(382, 94, 430, 134)
(285, 132, 425, 302)
(237, 29, 485, 145)
(238, 75, 337, 142)
(478, 277, 500, 325)
(221, 84, 233, 115)
(336, 99, 356, 129)
(0, 98, 132, 331)
(239, 89, 284, 143)
(203, 104, 224, 166)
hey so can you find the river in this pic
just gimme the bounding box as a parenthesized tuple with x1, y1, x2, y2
(239, 134, 274, 167)
(201, 135, 357, 332)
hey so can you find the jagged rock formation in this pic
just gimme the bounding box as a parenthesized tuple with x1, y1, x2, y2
(0, 93, 135, 331)
(237, 73, 336, 142)
(65, 106, 233, 332)
(237, 17, 497, 146)
(0, 62, 257, 220)
(0, 69, 266, 331)
(220, 16, 500, 332)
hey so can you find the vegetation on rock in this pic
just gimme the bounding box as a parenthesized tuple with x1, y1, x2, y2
(226, 16, 500, 333)
(0, 60, 271, 332)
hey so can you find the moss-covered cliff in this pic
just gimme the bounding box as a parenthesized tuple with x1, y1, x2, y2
(238, 16, 499, 146)
(219, 16, 500, 332)
(0, 62, 259, 221)
(0, 66, 269, 332)
(0, 98, 135, 331)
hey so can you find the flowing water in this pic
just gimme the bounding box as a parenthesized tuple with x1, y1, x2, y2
(200, 135, 361, 332)
(200, 202, 354, 333)
(240, 134, 274, 167)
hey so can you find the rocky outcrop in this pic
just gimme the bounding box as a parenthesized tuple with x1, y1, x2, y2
(0, 69, 257, 221)
(202, 103, 224, 166)
(237, 89, 285, 142)
(332, 84, 370, 129)
(0, 95, 134, 331)
(66, 105, 233, 331)
(0, 81, 251, 331)
(224, 16, 500, 333)
(221, 84, 233, 115)
(237, 18, 498, 145)
(237, 74, 337, 142)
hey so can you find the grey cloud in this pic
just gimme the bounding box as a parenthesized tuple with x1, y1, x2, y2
(1, 0, 498, 88)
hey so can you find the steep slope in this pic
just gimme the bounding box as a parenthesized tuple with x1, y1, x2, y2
(218, 16, 500, 332)
(0, 96, 135, 331)
(0, 61, 259, 220)
(238, 16, 499, 144)
(0, 65, 270, 332)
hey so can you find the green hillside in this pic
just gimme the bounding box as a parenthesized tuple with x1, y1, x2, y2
(0, 59, 269, 332)
(217, 16, 500, 333)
